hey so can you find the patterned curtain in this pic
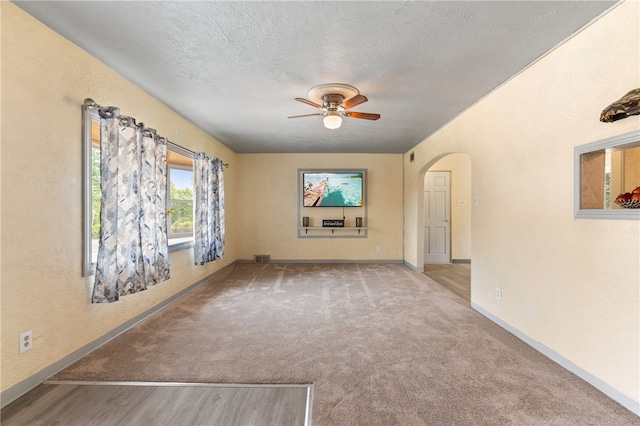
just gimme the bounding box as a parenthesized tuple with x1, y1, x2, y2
(92, 107, 170, 303)
(193, 153, 225, 265)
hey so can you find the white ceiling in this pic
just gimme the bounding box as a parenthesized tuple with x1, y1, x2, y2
(15, 1, 616, 154)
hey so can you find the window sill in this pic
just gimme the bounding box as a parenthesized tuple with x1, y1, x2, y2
(574, 209, 640, 220)
(169, 237, 194, 252)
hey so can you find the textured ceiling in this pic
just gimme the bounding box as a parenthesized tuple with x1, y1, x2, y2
(15, 1, 616, 153)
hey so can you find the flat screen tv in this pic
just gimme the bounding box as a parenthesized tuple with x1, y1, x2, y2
(303, 171, 364, 207)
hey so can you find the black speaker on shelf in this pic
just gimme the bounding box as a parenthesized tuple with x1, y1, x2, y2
(302, 216, 309, 227)
(356, 217, 363, 227)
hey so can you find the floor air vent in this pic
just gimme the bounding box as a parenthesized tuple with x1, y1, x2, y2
(254, 254, 271, 263)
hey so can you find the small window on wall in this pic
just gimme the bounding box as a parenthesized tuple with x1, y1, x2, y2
(167, 145, 195, 248)
(575, 130, 640, 219)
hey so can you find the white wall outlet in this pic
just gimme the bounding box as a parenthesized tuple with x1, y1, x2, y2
(457, 200, 466, 206)
(473, 196, 479, 206)
(375, 244, 381, 252)
(20, 330, 33, 354)
(495, 287, 502, 301)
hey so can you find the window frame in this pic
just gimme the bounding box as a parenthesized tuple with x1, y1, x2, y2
(574, 130, 640, 220)
(167, 142, 195, 251)
(82, 106, 100, 276)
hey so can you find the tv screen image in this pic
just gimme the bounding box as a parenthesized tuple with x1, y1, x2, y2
(303, 172, 364, 207)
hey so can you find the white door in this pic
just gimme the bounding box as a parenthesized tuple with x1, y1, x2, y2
(424, 171, 451, 263)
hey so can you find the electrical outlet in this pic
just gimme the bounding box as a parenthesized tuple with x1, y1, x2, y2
(20, 330, 33, 354)
(495, 287, 502, 301)
(375, 244, 381, 252)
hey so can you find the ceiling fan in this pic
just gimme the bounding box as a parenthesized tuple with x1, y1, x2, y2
(288, 83, 380, 129)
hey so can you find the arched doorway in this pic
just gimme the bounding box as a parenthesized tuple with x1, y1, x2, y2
(418, 153, 472, 301)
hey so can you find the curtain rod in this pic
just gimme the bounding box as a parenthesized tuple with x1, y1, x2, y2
(84, 98, 229, 168)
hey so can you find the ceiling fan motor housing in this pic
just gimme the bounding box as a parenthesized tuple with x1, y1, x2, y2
(288, 83, 380, 122)
(322, 94, 345, 112)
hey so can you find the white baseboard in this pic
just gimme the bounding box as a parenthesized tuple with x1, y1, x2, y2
(472, 303, 640, 417)
(1, 264, 235, 409)
(403, 260, 422, 272)
(237, 259, 404, 264)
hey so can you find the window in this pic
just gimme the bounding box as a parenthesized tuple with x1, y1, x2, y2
(574, 130, 640, 219)
(83, 106, 195, 276)
(82, 106, 101, 276)
(167, 144, 195, 249)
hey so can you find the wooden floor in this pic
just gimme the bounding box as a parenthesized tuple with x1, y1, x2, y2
(423, 263, 471, 302)
(1, 382, 312, 426)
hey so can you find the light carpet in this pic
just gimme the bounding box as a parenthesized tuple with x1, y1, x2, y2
(51, 263, 638, 425)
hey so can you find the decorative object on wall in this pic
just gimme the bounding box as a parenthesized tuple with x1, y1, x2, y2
(87, 100, 170, 303)
(193, 153, 225, 265)
(600, 88, 640, 122)
(288, 83, 380, 129)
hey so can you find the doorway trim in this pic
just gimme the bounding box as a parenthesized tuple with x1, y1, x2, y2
(416, 152, 472, 272)
(415, 153, 452, 272)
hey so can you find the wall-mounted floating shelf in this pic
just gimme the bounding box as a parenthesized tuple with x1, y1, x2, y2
(299, 226, 368, 235)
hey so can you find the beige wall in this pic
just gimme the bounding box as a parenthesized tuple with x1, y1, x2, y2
(1, 3, 238, 392)
(426, 154, 472, 260)
(404, 2, 639, 406)
(236, 154, 404, 261)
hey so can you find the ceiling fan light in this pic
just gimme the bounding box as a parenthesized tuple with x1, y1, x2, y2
(323, 115, 342, 129)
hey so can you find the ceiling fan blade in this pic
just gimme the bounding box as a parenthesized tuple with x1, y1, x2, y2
(295, 97, 322, 109)
(341, 94, 368, 110)
(288, 113, 325, 119)
(344, 111, 380, 120)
